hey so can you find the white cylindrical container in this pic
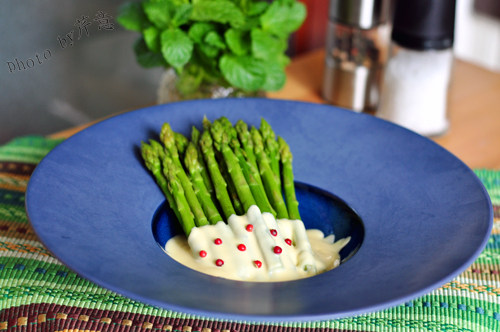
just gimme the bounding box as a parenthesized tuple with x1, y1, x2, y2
(376, 0, 456, 137)
(377, 45, 454, 136)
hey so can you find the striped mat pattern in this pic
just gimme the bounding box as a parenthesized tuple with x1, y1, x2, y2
(0, 136, 498, 332)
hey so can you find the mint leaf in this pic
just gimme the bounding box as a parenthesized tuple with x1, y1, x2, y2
(260, 1, 306, 38)
(204, 31, 226, 50)
(117, 2, 148, 31)
(261, 61, 286, 91)
(142, 0, 174, 29)
(188, 22, 216, 43)
(248, 1, 269, 16)
(193, 52, 220, 80)
(220, 54, 265, 91)
(251, 28, 287, 61)
(143, 25, 160, 52)
(239, 16, 262, 31)
(277, 53, 291, 67)
(172, 3, 192, 27)
(134, 38, 166, 68)
(225, 29, 250, 55)
(198, 43, 219, 58)
(190, 24, 221, 58)
(161, 28, 194, 70)
(191, 0, 245, 27)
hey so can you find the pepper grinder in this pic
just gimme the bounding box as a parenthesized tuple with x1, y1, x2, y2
(376, 0, 456, 136)
(322, 0, 390, 113)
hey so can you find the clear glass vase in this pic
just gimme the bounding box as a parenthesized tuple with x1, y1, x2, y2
(157, 68, 264, 104)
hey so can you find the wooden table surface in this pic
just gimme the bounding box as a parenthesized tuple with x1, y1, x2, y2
(53, 49, 500, 169)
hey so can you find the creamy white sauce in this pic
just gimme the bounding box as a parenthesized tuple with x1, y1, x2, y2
(165, 205, 350, 282)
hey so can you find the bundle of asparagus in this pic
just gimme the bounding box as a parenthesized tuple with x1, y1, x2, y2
(141, 117, 301, 237)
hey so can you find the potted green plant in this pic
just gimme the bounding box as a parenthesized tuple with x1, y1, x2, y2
(117, 0, 306, 102)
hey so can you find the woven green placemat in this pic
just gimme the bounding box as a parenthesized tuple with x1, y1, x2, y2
(0, 136, 498, 331)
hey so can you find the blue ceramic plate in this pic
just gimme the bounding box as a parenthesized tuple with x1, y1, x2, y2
(26, 98, 492, 322)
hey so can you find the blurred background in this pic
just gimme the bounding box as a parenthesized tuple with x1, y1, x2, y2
(0, 0, 163, 144)
(1, 0, 499, 144)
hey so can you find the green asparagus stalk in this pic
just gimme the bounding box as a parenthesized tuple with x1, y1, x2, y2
(235, 120, 258, 170)
(149, 139, 166, 161)
(278, 136, 301, 220)
(160, 123, 181, 167)
(251, 126, 289, 219)
(260, 118, 281, 187)
(211, 120, 256, 212)
(209, 119, 225, 151)
(174, 132, 189, 156)
(162, 163, 197, 236)
(220, 161, 245, 215)
(199, 130, 236, 219)
(141, 142, 181, 222)
(222, 147, 257, 212)
(219, 118, 272, 213)
(228, 132, 276, 216)
(234, 122, 264, 188)
(219, 117, 239, 141)
(210, 119, 245, 215)
(184, 142, 223, 224)
(191, 126, 215, 198)
(202, 115, 211, 132)
(162, 155, 209, 227)
(142, 141, 197, 236)
(159, 124, 209, 227)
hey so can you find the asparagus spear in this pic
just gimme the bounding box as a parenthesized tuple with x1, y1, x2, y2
(209, 119, 225, 151)
(160, 123, 182, 167)
(202, 115, 211, 132)
(211, 120, 256, 212)
(141, 142, 196, 236)
(219, 117, 239, 141)
(191, 126, 215, 198)
(217, 118, 273, 213)
(159, 124, 209, 227)
(228, 129, 275, 216)
(235, 120, 258, 170)
(141, 142, 179, 220)
(210, 119, 245, 215)
(220, 159, 245, 215)
(260, 118, 281, 187)
(278, 136, 301, 220)
(162, 155, 209, 227)
(251, 126, 289, 219)
(149, 139, 166, 160)
(184, 142, 223, 224)
(162, 162, 197, 236)
(199, 130, 236, 219)
(174, 132, 189, 156)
